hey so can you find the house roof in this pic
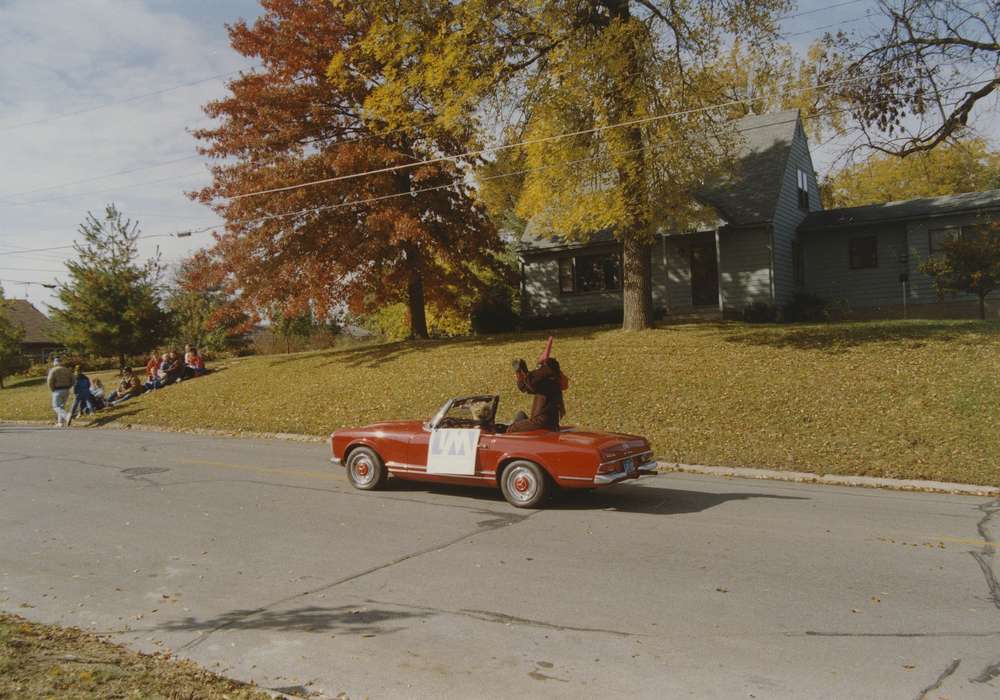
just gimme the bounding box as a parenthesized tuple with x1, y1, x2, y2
(799, 189, 1000, 232)
(520, 109, 800, 252)
(696, 109, 800, 226)
(1, 299, 60, 345)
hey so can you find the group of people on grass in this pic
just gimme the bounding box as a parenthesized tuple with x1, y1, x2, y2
(46, 345, 208, 427)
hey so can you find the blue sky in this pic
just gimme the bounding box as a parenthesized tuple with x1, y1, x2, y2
(0, 0, 990, 310)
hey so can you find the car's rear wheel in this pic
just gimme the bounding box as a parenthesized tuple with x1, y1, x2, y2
(345, 446, 387, 490)
(500, 460, 549, 508)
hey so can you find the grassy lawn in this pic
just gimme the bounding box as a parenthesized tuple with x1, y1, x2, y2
(0, 611, 273, 699)
(2, 319, 999, 486)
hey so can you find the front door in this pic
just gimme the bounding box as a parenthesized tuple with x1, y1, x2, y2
(690, 240, 719, 307)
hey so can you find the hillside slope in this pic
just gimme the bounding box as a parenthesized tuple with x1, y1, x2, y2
(2, 321, 998, 485)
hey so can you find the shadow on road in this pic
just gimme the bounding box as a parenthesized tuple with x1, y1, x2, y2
(156, 604, 431, 636)
(381, 478, 807, 515)
(550, 484, 808, 514)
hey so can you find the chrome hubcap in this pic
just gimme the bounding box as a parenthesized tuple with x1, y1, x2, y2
(506, 466, 537, 503)
(349, 454, 376, 485)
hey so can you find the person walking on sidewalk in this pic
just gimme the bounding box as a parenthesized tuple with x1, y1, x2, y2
(46, 356, 73, 427)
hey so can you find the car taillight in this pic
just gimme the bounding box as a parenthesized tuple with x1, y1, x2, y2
(597, 462, 616, 474)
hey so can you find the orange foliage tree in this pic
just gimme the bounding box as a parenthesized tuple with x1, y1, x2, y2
(189, 0, 503, 338)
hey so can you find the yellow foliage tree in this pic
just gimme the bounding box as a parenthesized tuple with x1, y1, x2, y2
(336, 0, 790, 330)
(822, 138, 1000, 208)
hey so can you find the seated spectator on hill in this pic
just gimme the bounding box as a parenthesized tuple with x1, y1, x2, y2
(185, 347, 206, 377)
(89, 377, 107, 410)
(144, 352, 161, 389)
(158, 351, 184, 386)
(109, 367, 144, 405)
(68, 366, 96, 425)
(184, 344, 194, 365)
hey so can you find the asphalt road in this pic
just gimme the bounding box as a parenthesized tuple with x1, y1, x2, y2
(1, 424, 998, 699)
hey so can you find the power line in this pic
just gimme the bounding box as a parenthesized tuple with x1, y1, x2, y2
(0, 154, 204, 202)
(0, 279, 56, 289)
(0, 170, 210, 208)
(224, 63, 947, 202)
(778, 0, 869, 21)
(0, 69, 243, 132)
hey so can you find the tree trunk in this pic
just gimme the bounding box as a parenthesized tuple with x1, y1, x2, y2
(605, 0, 654, 331)
(622, 236, 653, 330)
(979, 293, 987, 320)
(119, 352, 126, 369)
(403, 243, 429, 339)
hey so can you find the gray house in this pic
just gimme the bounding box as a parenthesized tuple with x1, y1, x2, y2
(798, 190, 1000, 318)
(518, 109, 1000, 324)
(519, 110, 820, 324)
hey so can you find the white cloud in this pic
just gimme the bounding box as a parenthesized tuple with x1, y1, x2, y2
(0, 0, 260, 309)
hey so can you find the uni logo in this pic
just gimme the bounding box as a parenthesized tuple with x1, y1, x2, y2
(430, 429, 478, 457)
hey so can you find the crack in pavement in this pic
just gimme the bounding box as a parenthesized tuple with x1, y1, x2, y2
(970, 499, 1000, 611)
(971, 659, 1000, 684)
(362, 598, 644, 638)
(915, 658, 960, 700)
(176, 508, 535, 651)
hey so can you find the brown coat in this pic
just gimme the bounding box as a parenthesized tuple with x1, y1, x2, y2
(508, 361, 565, 432)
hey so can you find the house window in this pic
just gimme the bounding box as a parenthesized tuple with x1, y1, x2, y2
(558, 253, 621, 294)
(928, 227, 961, 254)
(792, 240, 804, 286)
(796, 168, 810, 210)
(558, 257, 575, 293)
(849, 236, 878, 269)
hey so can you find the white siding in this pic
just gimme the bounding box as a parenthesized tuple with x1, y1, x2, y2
(521, 253, 622, 319)
(719, 227, 772, 310)
(801, 223, 909, 308)
(905, 213, 985, 304)
(772, 119, 821, 305)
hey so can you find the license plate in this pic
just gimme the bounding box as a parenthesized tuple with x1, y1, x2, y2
(623, 457, 635, 474)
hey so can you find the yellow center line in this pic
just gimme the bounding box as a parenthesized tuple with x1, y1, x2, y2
(175, 458, 344, 482)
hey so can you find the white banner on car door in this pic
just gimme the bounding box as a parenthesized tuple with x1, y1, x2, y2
(426, 428, 480, 475)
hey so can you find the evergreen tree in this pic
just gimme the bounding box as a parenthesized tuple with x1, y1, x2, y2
(52, 205, 169, 366)
(0, 286, 26, 389)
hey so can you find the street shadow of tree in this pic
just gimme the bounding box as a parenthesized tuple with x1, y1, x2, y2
(155, 604, 431, 636)
(264, 326, 606, 370)
(81, 408, 142, 428)
(723, 320, 999, 353)
(384, 478, 807, 515)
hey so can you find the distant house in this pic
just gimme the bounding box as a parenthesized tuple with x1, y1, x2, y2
(518, 109, 1000, 324)
(1, 300, 61, 361)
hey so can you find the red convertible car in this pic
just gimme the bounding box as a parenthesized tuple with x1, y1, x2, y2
(329, 394, 657, 507)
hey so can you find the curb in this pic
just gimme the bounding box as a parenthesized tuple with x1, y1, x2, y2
(658, 462, 1000, 497)
(4, 419, 996, 497)
(0, 419, 325, 444)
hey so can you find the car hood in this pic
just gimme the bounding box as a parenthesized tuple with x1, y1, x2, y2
(342, 419, 426, 435)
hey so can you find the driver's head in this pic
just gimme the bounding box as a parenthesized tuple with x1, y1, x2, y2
(539, 357, 561, 374)
(469, 401, 492, 424)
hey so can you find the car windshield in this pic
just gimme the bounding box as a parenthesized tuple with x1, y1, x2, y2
(432, 395, 498, 429)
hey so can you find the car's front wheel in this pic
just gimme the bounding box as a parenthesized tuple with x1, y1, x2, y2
(345, 446, 387, 490)
(500, 460, 549, 508)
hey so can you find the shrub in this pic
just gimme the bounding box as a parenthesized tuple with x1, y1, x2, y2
(742, 301, 779, 323)
(783, 293, 832, 323)
(471, 283, 519, 334)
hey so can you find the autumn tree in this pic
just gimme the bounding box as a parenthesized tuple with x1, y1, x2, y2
(52, 206, 169, 366)
(714, 40, 848, 140)
(345, 0, 790, 330)
(165, 254, 249, 353)
(822, 138, 1000, 208)
(190, 0, 504, 339)
(0, 286, 26, 389)
(919, 223, 1000, 320)
(832, 0, 1000, 156)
